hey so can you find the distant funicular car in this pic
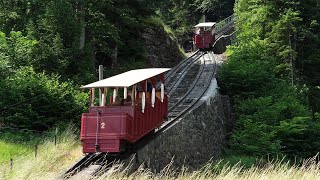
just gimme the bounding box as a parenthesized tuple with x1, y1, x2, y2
(193, 22, 216, 50)
(80, 68, 170, 153)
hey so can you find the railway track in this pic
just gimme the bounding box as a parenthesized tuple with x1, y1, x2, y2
(165, 50, 202, 95)
(162, 52, 217, 131)
(62, 51, 217, 179)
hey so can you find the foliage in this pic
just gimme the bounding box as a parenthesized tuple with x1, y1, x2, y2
(217, 155, 258, 169)
(229, 91, 314, 157)
(0, 67, 88, 131)
(0, 0, 159, 83)
(0, 31, 36, 77)
(0, 0, 163, 132)
(0, 32, 10, 78)
(195, 0, 235, 20)
(219, 0, 320, 159)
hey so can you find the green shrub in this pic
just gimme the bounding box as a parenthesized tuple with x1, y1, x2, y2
(0, 67, 88, 131)
(219, 41, 276, 98)
(228, 82, 319, 158)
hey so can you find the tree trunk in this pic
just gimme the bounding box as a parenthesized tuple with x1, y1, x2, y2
(111, 45, 118, 69)
(79, 3, 85, 49)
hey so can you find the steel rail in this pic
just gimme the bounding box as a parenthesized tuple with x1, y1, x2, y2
(164, 50, 199, 81)
(166, 52, 203, 96)
(168, 53, 206, 112)
(162, 52, 217, 131)
(167, 52, 216, 118)
(62, 153, 104, 178)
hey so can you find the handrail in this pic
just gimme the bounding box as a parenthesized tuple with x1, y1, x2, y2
(216, 14, 235, 35)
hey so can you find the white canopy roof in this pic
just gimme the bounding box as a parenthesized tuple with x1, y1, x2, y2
(195, 22, 216, 28)
(81, 68, 170, 89)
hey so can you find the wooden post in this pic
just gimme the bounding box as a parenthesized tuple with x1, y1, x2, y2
(54, 128, 58, 146)
(35, 144, 38, 158)
(10, 158, 13, 170)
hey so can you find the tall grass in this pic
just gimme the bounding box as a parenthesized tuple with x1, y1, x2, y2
(95, 157, 320, 180)
(1, 126, 319, 180)
(0, 141, 32, 164)
(0, 129, 45, 164)
(0, 126, 82, 180)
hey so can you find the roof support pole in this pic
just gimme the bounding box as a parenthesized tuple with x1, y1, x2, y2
(161, 84, 164, 103)
(151, 77, 156, 108)
(160, 73, 165, 103)
(132, 85, 136, 106)
(101, 88, 107, 106)
(124, 87, 127, 99)
(151, 88, 155, 107)
(113, 88, 117, 102)
(91, 88, 95, 107)
(142, 92, 145, 113)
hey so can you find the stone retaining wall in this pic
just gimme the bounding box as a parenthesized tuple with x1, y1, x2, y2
(131, 94, 229, 172)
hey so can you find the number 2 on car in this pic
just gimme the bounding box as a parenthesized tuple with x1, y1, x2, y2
(100, 122, 105, 129)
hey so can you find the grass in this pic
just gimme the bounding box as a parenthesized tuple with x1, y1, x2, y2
(94, 157, 320, 180)
(0, 141, 33, 164)
(1, 127, 319, 179)
(0, 129, 45, 164)
(0, 126, 82, 180)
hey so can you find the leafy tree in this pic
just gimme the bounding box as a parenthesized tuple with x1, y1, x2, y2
(0, 32, 10, 78)
(0, 67, 88, 131)
(219, 0, 320, 159)
(195, 0, 235, 21)
(0, 31, 37, 72)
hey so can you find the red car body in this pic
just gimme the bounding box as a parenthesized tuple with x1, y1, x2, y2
(193, 22, 216, 50)
(80, 68, 170, 153)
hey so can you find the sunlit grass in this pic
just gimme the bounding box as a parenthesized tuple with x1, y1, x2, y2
(0, 126, 82, 180)
(1, 126, 319, 180)
(0, 129, 45, 164)
(0, 141, 33, 164)
(95, 157, 320, 180)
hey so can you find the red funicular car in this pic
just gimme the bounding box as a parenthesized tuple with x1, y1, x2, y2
(193, 22, 216, 50)
(80, 68, 170, 153)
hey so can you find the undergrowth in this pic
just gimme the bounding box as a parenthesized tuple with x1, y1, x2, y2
(0, 129, 45, 164)
(0, 126, 82, 180)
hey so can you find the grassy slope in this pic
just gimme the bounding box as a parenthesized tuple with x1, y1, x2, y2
(0, 127, 83, 180)
(0, 141, 33, 163)
(0, 128, 319, 179)
(0, 130, 45, 164)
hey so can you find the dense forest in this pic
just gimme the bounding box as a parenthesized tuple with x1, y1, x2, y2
(219, 0, 320, 159)
(0, 0, 234, 130)
(0, 0, 319, 162)
(0, 0, 158, 130)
